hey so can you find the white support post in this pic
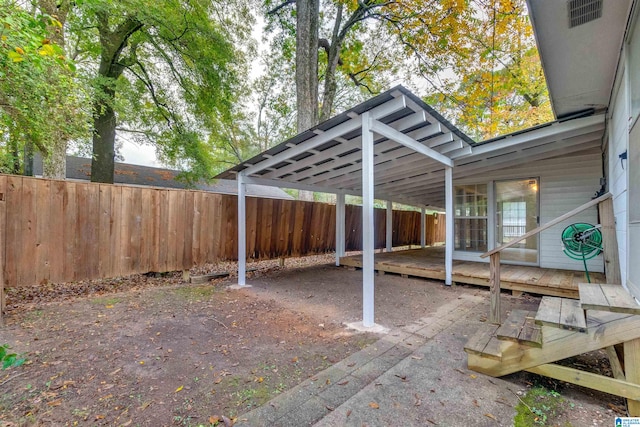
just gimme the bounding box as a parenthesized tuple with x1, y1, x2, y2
(386, 200, 393, 253)
(237, 173, 247, 286)
(420, 207, 426, 248)
(362, 112, 375, 327)
(336, 193, 346, 266)
(445, 166, 453, 286)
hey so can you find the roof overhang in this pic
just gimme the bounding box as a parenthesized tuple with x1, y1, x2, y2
(527, 0, 632, 118)
(217, 86, 606, 209)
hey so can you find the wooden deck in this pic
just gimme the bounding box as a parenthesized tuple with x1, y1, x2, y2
(339, 247, 606, 298)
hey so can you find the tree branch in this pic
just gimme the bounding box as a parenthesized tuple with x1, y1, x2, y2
(267, 0, 296, 15)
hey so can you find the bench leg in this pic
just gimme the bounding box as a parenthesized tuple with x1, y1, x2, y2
(625, 338, 640, 416)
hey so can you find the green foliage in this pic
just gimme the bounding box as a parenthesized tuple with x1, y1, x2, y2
(514, 387, 566, 426)
(66, 0, 255, 181)
(0, 344, 26, 370)
(0, 3, 88, 173)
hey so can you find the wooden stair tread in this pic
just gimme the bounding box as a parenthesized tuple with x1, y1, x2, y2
(464, 323, 501, 360)
(579, 283, 640, 314)
(535, 296, 587, 332)
(496, 310, 542, 347)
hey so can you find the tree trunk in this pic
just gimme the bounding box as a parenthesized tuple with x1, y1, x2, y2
(38, 0, 70, 180)
(295, 0, 320, 133)
(90, 14, 142, 183)
(91, 86, 116, 183)
(295, 0, 320, 201)
(43, 137, 66, 179)
(23, 142, 33, 176)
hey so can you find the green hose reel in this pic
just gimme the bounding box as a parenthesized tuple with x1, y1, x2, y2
(561, 223, 603, 283)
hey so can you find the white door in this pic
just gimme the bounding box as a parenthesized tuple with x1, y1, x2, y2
(495, 178, 540, 265)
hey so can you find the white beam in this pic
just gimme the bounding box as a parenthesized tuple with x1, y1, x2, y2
(242, 176, 352, 196)
(445, 166, 453, 286)
(242, 95, 407, 176)
(466, 115, 604, 157)
(386, 201, 393, 252)
(336, 193, 346, 266)
(237, 173, 247, 286)
(370, 119, 454, 167)
(421, 207, 426, 248)
(362, 112, 375, 327)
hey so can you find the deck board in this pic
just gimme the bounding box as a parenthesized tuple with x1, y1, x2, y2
(580, 283, 640, 314)
(340, 247, 606, 298)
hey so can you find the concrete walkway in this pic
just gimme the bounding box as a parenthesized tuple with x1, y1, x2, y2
(235, 293, 523, 426)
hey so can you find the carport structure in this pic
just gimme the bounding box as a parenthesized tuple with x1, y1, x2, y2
(216, 85, 605, 329)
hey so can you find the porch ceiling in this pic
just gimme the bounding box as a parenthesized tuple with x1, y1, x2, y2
(216, 86, 606, 209)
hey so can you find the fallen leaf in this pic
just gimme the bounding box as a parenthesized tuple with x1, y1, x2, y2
(346, 409, 352, 417)
(138, 401, 153, 411)
(414, 393, 422, 406)
(411, 356, 423, 360)
(214, 378, 222, 384)
(209, 415, 220, 424)
(325, 405, 334, 411)
(175, 385, 184, 393)
(221, 415, 234, 427)
(105, 304, 114, 309)
(346, 362, 356, 367)
(395, 374, 408, 382)
(255, 377, 264, 383)
(484, 413, 497, 421)
(325, 379, 331, 385)
(470, 374, 477, 379)
(291, 357, 298, 363)
(47, 399, 62, 407)
(337, 380, 349, 386)
(95, 414, 105, 420)
(472, 399, 479, 407)
(369, 402, 379, 409)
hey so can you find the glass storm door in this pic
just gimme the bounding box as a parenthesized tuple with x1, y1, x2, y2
(495, 178, 539, 264)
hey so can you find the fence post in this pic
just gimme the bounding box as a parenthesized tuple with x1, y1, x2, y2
(237, 173, 247, 286)
(386, 200, 393, 252)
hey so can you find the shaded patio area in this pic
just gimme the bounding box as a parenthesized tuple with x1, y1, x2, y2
(339, 247, 605, 298)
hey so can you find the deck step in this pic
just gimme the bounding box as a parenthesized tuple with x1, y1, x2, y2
(579, 283, 640, 315)
(463, 323, 502, 361)
(535, 296, 587, 332)
(496, 310, 542, 347)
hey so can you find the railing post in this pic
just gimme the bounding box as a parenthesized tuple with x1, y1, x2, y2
(490, 252, 501, 324)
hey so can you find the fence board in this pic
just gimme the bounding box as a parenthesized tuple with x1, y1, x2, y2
(62, 182, 77, 281)
(157, 190, 169, 272)
(183, 191, 194, 269)
(35, 180, 50, 284)
(149, 189, 160, 271)
(86, 184, 100, 279)
(140, 188, 152, 272)
(98, 185, 112, 277)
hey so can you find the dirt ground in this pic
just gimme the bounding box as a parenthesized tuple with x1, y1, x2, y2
(0, 254, 627, 426)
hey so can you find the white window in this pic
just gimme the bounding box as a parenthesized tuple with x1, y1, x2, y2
(454, 184, 488, 252)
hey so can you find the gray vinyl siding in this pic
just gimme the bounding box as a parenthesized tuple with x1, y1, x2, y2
(609, 69, 629, 287)
(453, 151, 604, 273)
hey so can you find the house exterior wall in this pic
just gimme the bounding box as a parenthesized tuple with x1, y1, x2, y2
(623, 11, 640, 297)
(608, 67, 629, 287)
(453, 151, 604, 273)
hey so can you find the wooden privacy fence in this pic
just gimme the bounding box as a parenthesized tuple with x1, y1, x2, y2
(0, 175, 444, 288)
